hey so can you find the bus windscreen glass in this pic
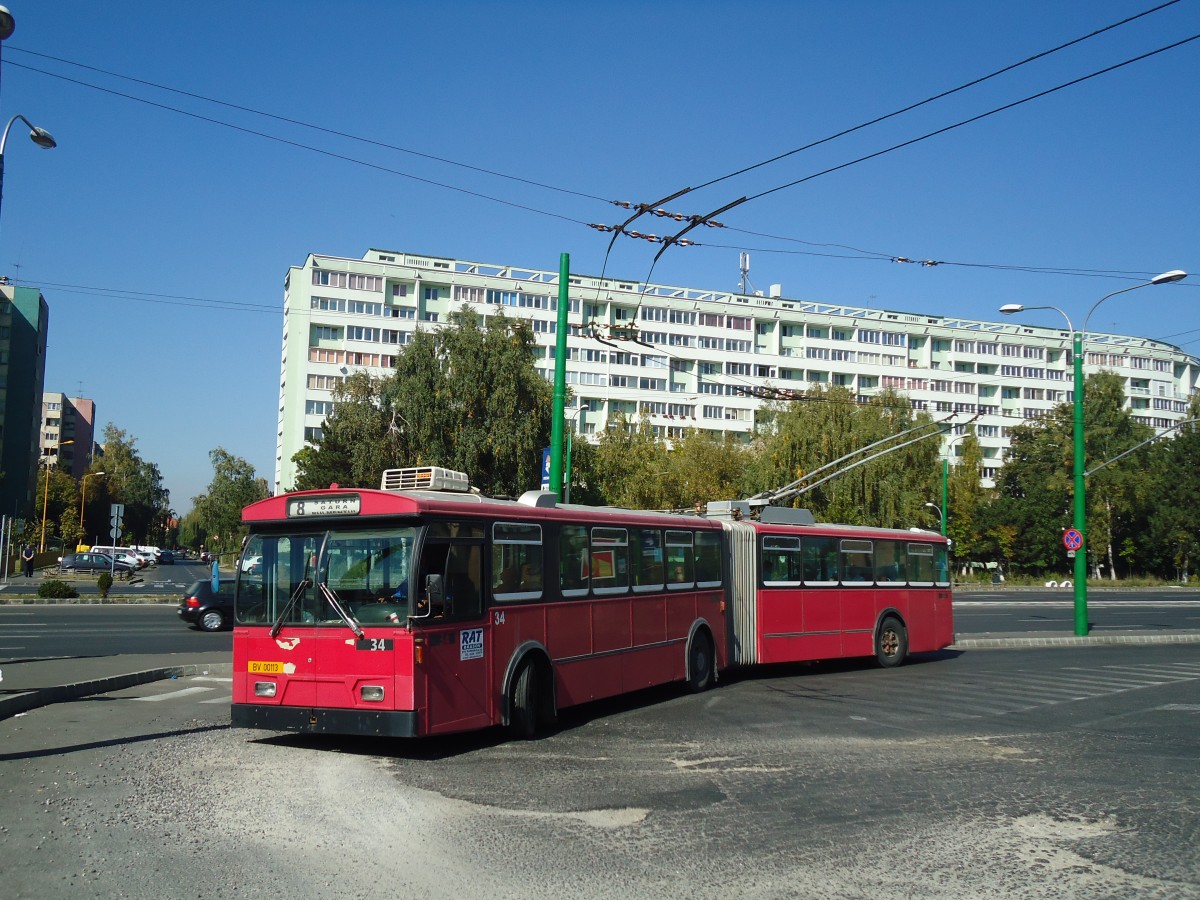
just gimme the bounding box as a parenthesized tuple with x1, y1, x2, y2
(236, 527, 417, 626)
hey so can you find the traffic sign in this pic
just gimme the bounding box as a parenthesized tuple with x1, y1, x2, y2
(109, 503, 125, 542)
(541, 447, 551, 490)
(1062, 528, 1083, 551)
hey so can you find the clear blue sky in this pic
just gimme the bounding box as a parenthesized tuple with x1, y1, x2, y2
(3, 1, 1197, 513)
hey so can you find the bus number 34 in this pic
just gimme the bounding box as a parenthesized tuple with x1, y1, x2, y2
(494, 611, 506, 626)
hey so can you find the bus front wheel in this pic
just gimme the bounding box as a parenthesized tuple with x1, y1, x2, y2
(509, 662, 540, 740)
(876, 616, 908, 668)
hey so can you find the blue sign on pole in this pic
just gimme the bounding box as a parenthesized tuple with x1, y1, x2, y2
(541, 447, 552, 490)
(1062, 528, 1083, 551)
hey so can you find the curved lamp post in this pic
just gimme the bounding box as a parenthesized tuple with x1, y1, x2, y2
(1000, 269, 1187, 635)
(923, 502, 943, 533)
(0, 113, 57, 231)
(936, 431, 973, 537)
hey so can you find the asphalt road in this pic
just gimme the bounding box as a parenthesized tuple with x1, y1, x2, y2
(1, 643, 1197, 898)
(3, 593, 1198, 662)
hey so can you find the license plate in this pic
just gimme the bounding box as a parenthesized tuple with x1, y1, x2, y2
(248, 660, 284, 674)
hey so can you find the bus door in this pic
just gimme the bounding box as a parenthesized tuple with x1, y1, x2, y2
(413, 524, 490, 734)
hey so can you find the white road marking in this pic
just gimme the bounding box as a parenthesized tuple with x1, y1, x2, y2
(134, 686, 215, 702)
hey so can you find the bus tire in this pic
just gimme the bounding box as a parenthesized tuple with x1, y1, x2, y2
(509, 661, 539, 740)
(876, 616, 908, 668)
(686, 629, 715, 693)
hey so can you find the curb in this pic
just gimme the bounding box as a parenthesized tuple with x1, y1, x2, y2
(951, 632, 1200, 650)
(0, 661, 234, 721)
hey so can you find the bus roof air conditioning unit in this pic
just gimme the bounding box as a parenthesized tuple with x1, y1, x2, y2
(381, 467, 471, 493)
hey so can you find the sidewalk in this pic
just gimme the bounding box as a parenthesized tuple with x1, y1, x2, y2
(0, 652, 231, 720)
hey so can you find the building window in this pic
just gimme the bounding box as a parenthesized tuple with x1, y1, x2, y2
(312, 270, 347, 288)
(311, 297, 346, 312)
(312, 326, 342, 342)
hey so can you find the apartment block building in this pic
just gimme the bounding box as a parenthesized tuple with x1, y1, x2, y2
(275, 249, 1199, 494)
(0, 283, 49, 516)
(40, 393, 97, 479)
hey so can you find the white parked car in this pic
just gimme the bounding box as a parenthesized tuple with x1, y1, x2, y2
(241, 555, 263, 574)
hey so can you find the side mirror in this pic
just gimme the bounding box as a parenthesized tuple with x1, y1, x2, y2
(421, 573, 444, 617)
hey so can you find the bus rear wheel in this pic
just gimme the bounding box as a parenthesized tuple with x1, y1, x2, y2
(509, 662, 540, 740)
(687, 630, 715, 693)
(876, 616, 908, 668)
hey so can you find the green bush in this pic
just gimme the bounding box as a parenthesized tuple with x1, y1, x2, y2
(38, 580, 79, 599)
(97, 572, 113, 598)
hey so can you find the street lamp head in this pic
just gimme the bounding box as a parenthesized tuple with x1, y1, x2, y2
(0, 7, 14, 42)
(999, 304, 1024, 315)
(1150, 269, 1187, 285)
(29, 126, 56, 150)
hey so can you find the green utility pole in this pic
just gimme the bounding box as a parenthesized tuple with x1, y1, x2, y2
(940, 456, 948, 537)
(1071, 331, 1088, 636)
(548, 253, 570, 500)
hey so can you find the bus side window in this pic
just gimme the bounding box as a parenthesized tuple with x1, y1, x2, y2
(559, 524, 589, 597)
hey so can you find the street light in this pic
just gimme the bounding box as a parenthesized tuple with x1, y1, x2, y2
(80, 471, 106, 540)
(924, 502, 943, 532)
(39, 440, 73, 551)
(936, 430, 973, 537)
(0, 113, 58, 232)
(563, 406, 585, 504)
(1000, 269, 1187, 635)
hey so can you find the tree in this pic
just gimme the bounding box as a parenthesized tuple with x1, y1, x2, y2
(292, 371, 395, 491)
(294, 308, 553, 496)
(1075, 372, 1153, 579)
(982, 419, 1071, 574)
(91, 425, 171, 545)
(1143, 398, 1200, 580)
(33, 464, 80, 552)
(980, 371, 1153, 578)
(743, 387, 941, 528)
(590, 416, 672, 509)
(191, 449, 269, 554)
(946, 432, 990, 566)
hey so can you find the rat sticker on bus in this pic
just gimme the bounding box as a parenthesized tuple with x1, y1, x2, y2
(460, 628, 484, 661)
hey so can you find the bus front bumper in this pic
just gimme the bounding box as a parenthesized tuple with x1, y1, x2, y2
(232, 703, 418, 738)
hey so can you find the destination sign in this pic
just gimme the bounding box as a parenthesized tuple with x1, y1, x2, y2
(286, 494, 362, 518)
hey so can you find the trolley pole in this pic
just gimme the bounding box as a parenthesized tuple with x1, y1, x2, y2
(548, 252, 570, 500)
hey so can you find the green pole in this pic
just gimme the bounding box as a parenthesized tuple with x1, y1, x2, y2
(1072, 332, 1088, 636)
(548, 253, 570, 500)
(564, 427, 573, 504)
(940, 456, 948, 537)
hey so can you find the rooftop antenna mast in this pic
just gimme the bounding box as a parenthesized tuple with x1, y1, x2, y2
(739, 251, 750, 295)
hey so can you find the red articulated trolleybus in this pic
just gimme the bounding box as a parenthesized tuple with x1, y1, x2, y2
(230, 467, 952, 739)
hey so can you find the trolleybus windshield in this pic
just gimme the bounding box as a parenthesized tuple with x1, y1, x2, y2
(237, 527, 418, 628)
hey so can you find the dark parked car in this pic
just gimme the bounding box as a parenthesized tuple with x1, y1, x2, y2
(59, 551, 135, 575)
(177, 578, 235, 632)
(158, 549, 175, 565)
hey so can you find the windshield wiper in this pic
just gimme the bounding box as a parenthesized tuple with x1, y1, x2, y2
(319, 582, 365, 639)
(270, 578, 311, 638)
